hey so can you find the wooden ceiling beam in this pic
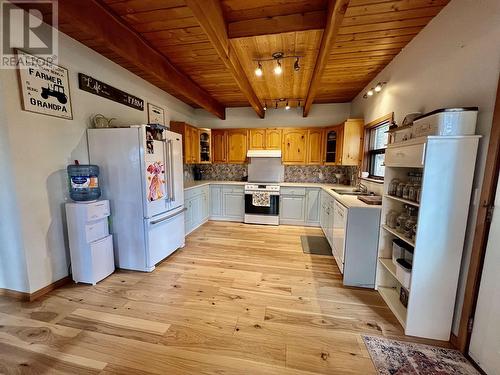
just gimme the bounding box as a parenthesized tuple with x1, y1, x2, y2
(227, 11, 326, 39)
(55, 0, 226, 119)
(303, 0, 350, 117)
(186, 0, 265, 118)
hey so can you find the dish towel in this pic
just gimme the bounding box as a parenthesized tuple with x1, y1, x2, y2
(252, 192, 271, 207)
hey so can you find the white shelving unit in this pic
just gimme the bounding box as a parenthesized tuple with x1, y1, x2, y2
(376, 135, 480, 341)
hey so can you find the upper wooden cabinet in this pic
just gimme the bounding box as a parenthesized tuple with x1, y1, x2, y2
(323, 125, 343, 165)
(170, 121, 199, 164)
(323, 119, 364, 166)
(266, 129, 282, 150)
(341, 119, 364, 166)
(282, 129, 307, 165)
(212, 129, 227, 163)
(248, 128, 282, 150)
(306, 128, 323, 165)
(198, 128, 211, 164)
(227, 129, 248, 164)
(248, 129, 266, 149)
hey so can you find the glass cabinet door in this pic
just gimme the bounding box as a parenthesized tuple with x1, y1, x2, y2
(325, 129, 338, 163)
(199, 130, 211, 163)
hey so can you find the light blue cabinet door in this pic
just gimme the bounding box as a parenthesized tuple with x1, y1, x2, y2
(191, 195, 203, 228)
(223, 192, 245, 220)
(201, 188, 209, 221)
(305, 188, 320, 225)
(184, 197, 194, 233)
(280, 196, 306, 224)
(210, 186, 223, 217)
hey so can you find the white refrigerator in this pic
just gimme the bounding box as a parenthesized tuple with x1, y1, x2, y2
(88, 125, 185, 272)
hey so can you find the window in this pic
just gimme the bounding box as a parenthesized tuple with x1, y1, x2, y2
(367, 122, 390, 178)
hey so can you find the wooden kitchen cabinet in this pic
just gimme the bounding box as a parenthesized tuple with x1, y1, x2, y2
(227, 129, 248, 163)
(323, 125, 343, 165)
(198, 128, 212, 164)
(248, 128, 282, 150)
(212, 129, 227, 163)
(306, 128, 323, 165)
(266, 128, 282, 149)
(282, 129, 307, 164)
(170, 121, 199, 164)
(323, 119, 364, 166)
(341, 119, 364, 166)
(248, 129, 266, 149)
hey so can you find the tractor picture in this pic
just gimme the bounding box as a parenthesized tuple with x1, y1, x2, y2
(41, 84, 68, 104)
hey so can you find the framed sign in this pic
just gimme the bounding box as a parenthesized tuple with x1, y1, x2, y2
(78, 73, 144, 111)
(16, 50, 73, 119)
(147, 103, 165, 125)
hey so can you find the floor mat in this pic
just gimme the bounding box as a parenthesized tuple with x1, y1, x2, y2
(362, 335, 480, 375)
(300, 235, 332, 256)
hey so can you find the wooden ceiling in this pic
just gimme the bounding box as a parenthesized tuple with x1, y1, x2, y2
(22, 0, 450, 119)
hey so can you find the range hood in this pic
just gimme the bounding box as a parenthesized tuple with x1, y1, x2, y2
(246, 149, 282, 158)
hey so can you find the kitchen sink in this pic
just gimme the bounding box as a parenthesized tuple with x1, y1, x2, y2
(331, 189, 374, 196)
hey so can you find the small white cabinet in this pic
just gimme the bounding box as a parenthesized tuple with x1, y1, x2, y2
(185, 185, 209, 235)
(305, 188, 321, 226)
(66, 200, 115, 285)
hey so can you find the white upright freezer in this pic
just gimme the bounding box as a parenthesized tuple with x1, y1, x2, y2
(88, 125, 185, 272)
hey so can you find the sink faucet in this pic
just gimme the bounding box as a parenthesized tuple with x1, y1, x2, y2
(357, 182, 368, 193)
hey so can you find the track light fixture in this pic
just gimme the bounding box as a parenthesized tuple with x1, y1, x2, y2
(262, 98, 304, 111)
(274, 60, 282, 75)
(294, 58, 300, 71)
(253, 52, 302, 77)
(255, 62, 263, 77)
(363, 82, 387, 99)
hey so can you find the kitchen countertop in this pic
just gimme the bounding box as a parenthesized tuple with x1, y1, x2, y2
(184, 180, 381, 209)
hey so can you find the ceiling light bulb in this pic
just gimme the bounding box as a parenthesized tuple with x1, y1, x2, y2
(374, 83, 382, 92)
(263, 102, 267, 111)
(274, 60, 282, 75)
(367, 89, 374, 96)
(255, 62, 263, 77)
(285, 101, 290, 110)
(294, 58, 300, 71)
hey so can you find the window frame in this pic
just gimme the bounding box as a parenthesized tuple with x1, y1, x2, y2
(361, 113, 394, 181)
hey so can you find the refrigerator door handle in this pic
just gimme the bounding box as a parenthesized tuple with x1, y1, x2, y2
(163, 140, 172, 202)
(168, 139, 175, 202)
(150, 207, 187, 225)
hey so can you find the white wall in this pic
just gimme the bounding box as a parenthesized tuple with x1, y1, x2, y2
(0, 77, 30, 292)
(1, 16, 197, 293)
(193, 103, 352, 128)
(350, 0, 500, 334)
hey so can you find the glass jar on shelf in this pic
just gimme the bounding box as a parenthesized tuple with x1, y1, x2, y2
(389, 178, 400, 196)
(396, 206, 409, 233)
(402, 183, 411, 200)
(386, 210, 398, 229)
(396, 182, 405, 197)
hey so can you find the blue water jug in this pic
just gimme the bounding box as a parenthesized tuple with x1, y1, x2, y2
(67, 162, 101, 202)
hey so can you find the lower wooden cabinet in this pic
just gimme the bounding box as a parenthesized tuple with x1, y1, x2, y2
(282, 129, 307, 164)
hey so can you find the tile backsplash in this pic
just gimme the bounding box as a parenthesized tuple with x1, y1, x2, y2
(184, 163, 357, 185)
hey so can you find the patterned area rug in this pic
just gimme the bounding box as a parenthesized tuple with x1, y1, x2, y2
(363, 335, 480, 375)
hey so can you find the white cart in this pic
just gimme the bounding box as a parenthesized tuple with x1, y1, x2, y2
(66, 200, 115, 285)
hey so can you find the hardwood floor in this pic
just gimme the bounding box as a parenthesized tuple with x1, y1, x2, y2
(0, 221, 449, 374)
